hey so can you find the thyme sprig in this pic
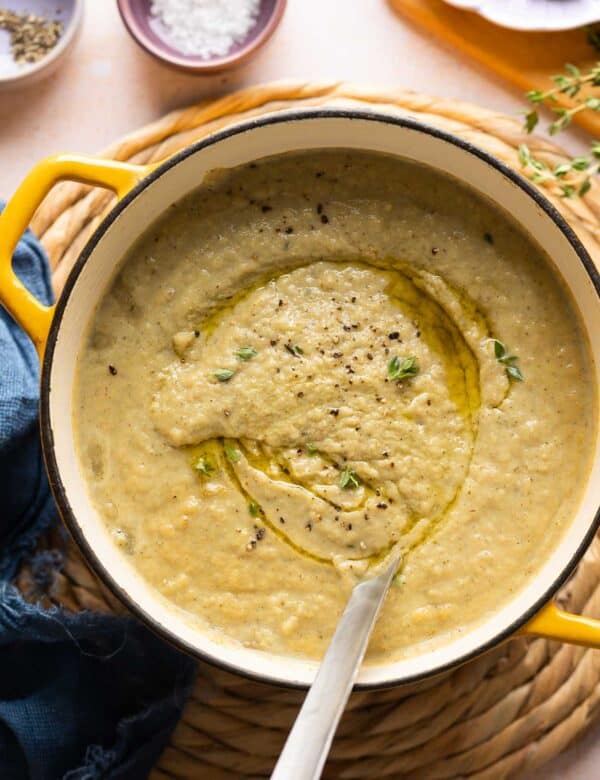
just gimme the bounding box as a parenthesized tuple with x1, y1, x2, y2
(518, 143, 599, 198)
(492, 339, 524, 382)
(524, 64, 600, 135)
(520, 59, 600, 198)
(388, 355, 419, 382)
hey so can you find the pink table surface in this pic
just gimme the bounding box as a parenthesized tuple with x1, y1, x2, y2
(0, 1, 597, 777)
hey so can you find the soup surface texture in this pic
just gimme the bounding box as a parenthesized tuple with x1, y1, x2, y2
(75, 151, 595, 663)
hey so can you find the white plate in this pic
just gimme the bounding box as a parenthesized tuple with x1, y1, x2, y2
(443, 0, 600, 31)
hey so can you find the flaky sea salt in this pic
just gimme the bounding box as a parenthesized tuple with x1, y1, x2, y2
(150, 0, 261, 59)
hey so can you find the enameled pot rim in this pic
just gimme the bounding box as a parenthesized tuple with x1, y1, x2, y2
(40, 109, 600, 690)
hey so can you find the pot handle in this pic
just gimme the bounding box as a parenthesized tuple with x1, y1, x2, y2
(521, 601, 600, 648)
(0, 154, 151, 358)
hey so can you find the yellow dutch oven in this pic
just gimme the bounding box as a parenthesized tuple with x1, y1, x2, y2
(1, 110, 600, 688)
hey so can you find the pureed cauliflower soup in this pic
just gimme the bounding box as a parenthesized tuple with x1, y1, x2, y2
(75, 151, 596, 663)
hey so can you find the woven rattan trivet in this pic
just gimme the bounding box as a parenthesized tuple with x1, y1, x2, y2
(18, 81, 600, 779)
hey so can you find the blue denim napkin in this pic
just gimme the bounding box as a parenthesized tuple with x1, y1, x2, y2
(0, 209, 195, 779)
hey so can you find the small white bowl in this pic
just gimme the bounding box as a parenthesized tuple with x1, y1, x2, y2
(0, 0, 83, 90)
(442, 0, 600, 31)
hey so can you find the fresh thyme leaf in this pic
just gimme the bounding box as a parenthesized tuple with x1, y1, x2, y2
(493, 340, 517, 364)
(224, 442, 241, 463)
(506, 364, 524, 382)
(526, 89, 545, 104)
(389, 355, 400, 376)
(588, 27, 600, 54)
(492, 339, 506, 360)
(565, 62, 581, 79)
(339, 466, 360, 490)
(248, 501, 261, 517)
(553, 163, 573, 178)
(553, 109, 573, 134)
(284, 343, 304, 357)
(579, 178, 592, 196)
(561, 184, 576, 198)
(518, 144, 532, 166)
(235, 346, 257, 361)
(306, 442, 318, 456)
(524, 110, 539, 133)
(388, 355, 419, 382)
(193, 456, 214, 476)
(572, 156, 592, 171)
(587, 96, 600, 111)
(214, 368, 235, 382)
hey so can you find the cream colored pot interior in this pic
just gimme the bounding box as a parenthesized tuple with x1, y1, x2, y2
(47, 113, 600, 686)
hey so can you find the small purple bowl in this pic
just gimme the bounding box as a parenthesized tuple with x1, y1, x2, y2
(117, 0, 286, 74)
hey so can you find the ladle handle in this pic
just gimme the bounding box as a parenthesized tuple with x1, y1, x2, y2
(271, 556, 399, 780)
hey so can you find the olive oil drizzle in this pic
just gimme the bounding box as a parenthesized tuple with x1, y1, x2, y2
(191, 438, 335, 566)
(244, 440, 373, 513)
